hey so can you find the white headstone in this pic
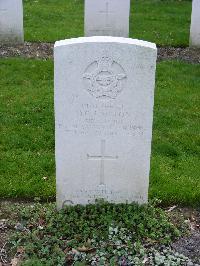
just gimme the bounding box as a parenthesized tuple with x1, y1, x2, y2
(54, 37, 157, 209)
(190, 0, 200, 47)
(84, 0, 130, 37)
(0, 0, 24, 44)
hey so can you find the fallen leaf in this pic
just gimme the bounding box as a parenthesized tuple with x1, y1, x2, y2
(190, 222, 196, 231)
(27, 223, 34, 229)
(17, 246, 25, 254)
(86, 239, 92, 246)
(146, 238, 158, 244)
(63, 247, 71, 254)
(11, 257, 20, 266)
(38, 218, 45, 225)
(167, 205, 177, 212)
(71, 248, 79, 254)
(77, 246, 95, 253)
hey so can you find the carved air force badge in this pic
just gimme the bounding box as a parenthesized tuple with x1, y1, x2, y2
(83, 56, 127, 99)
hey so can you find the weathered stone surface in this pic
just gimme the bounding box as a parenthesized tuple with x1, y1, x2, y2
(190, 0, 200, 47)
(0, 0, 24, 44)
(54, 36, 157, 209)
(84, 0, 130, 37)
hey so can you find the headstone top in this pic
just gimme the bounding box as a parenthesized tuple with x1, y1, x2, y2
(55, 36, 156, 50)
(84, 0, 130, 37)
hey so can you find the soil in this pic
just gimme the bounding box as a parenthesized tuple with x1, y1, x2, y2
(0, 202, 14, 266)
(0, 201, 200, 265)
(157, 47, 200, 64)
(0, 42, 53, 60)
(0, 42, 200, 63)
(171, 207, 200, 265)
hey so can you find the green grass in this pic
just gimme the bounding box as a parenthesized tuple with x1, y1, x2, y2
(0, 59, 55, 199)
(150, 61, 200, 205)
(0, 58, 199, 205)
(23, 0, 192, 46)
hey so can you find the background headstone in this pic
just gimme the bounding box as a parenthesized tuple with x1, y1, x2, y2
(54, 36, 157, 209)
(0, 0, 24, 44)
(84, 0, 130, 37)
(190, 0, 200, 47)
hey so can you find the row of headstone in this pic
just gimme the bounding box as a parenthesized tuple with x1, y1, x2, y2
(0, 0, 199, 47)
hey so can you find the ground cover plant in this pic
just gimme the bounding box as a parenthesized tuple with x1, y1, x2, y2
(0, 58, 199, 205)
(4, 201, 191, 265)
(23, 0, 192, 46)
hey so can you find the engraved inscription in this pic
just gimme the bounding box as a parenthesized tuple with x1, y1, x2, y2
(65, 103, 143, 137)
(83, 56, 127, 99)
(87, 140, 118, 185)
(67, 189, 145, 203)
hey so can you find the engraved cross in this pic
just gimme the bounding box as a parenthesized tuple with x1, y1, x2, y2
(99, 2, 114, 27)
(87, 139, 118, 185)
